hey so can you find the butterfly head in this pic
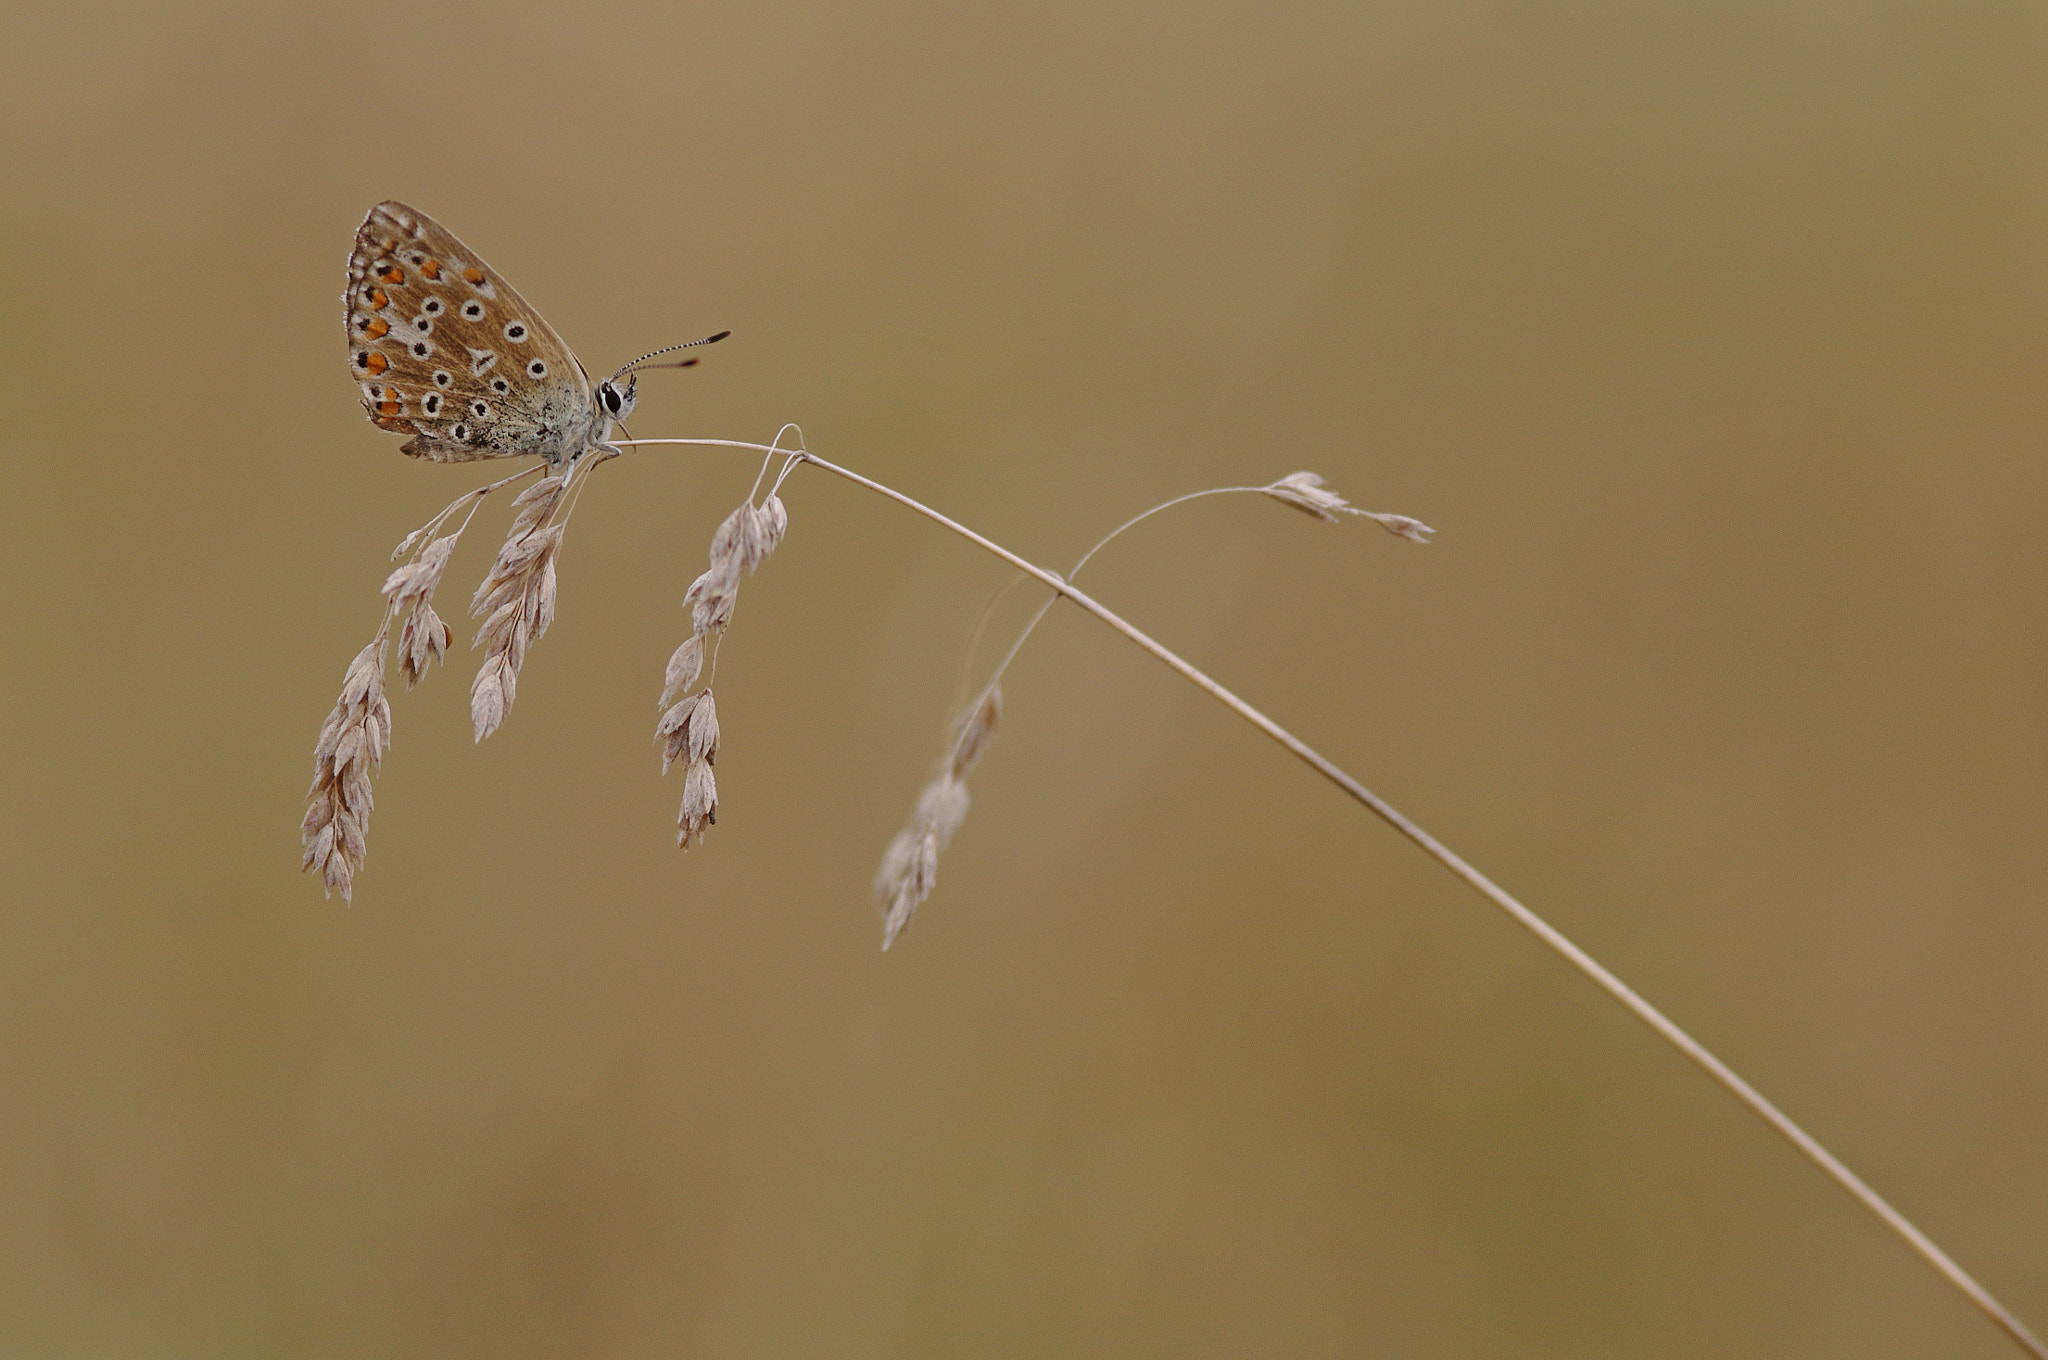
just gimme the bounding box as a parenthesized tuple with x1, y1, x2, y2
(595, 374, 637, 425)
(600, 331, 732, 422)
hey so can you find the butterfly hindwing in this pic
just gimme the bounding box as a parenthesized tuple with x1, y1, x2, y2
(343, 201, 597, 463)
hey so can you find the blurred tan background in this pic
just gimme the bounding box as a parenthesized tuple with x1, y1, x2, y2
(3, 0, 2046, 1355)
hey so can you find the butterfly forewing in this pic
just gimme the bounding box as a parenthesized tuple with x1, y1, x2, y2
(344, 202, 597, 463)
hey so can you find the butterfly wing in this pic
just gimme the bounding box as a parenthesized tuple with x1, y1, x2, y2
(344, 201, 598, 463)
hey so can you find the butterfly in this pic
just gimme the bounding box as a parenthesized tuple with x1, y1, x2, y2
(343, 201, 724, 464)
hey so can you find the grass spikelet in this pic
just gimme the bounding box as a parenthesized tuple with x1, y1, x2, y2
(656, 689, 719, 775)
(949, 685, 1000, 778)
(676, 745, 719, 849)
(659, 635, 705, 710)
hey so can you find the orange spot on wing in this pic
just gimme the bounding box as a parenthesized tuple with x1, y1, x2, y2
(420, 259, 441, 279)
(368, 288, 389, 310)
(463, 267, 486, 285)
(363, 351, 388, 375)
(378, 398, 403, 416)
(379, 266, 405, 285)
(364, 317, 389, 339)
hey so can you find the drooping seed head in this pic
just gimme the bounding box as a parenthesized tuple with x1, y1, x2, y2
(1262, 471, 1434, 542)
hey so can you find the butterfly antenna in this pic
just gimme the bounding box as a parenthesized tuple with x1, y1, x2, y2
(608, 331, 731, 383)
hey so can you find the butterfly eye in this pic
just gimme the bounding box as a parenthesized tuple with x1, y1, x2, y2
(600, 383, 622, 414)
(527, 360, 547, 378)
(503, 322, 528, 342)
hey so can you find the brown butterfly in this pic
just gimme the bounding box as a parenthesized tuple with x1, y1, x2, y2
(343, 201, 724, 464)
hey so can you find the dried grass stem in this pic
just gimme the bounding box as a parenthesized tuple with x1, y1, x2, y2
(615, 435, 2046, 1360)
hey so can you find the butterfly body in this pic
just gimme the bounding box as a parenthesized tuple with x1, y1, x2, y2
(344, 201, 633, 465)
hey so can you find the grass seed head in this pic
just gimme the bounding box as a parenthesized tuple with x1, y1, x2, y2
(1263, 471, 1433, 542)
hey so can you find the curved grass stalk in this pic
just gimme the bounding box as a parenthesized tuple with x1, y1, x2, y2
(616, 437, 2045, 1359)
